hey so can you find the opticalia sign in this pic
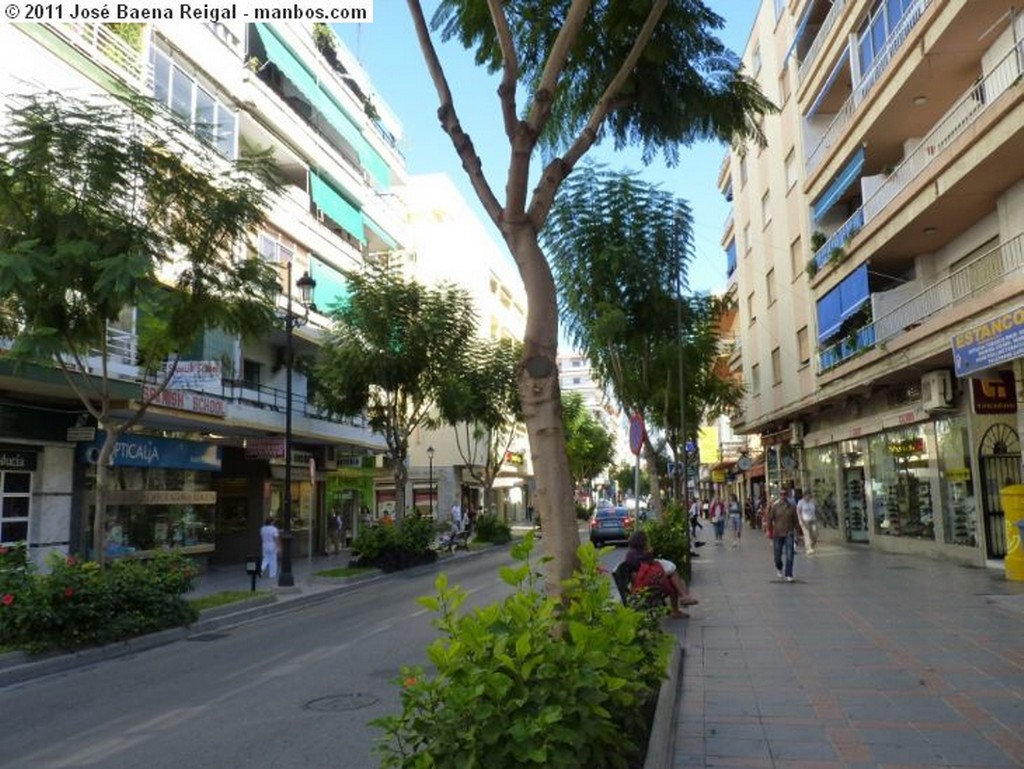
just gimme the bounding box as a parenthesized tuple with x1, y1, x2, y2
(78, 433, 222, 471)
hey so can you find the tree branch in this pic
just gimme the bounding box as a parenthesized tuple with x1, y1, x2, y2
(528, 0, 668, 227)
(524, 0, 592, 135)
(486, 0, 520, 143)
(407, 0, 504, 227)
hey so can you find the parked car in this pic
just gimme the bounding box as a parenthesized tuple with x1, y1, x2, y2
(588, 506, 634, 545)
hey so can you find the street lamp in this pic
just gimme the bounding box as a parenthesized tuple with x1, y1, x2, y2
(427, 446, 435, 517)
(279, 262, 316, 588)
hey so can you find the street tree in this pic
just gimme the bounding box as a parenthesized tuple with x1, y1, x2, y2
(436, 336, 523, 516)
(0, 92, 281, 564)
(562, 391, 616, 505)
(314, 262, 476, 519)
(546, 165, 693, 516)
(409, 0, 773, 590)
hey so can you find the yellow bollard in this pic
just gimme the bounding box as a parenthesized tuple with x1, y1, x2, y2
(1000, 485, 1024, 581)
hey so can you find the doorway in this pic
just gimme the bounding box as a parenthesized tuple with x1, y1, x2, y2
(978, 423, 1021, 559)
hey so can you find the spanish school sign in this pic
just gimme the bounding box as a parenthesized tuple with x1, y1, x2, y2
(952, 305, 1024, 377)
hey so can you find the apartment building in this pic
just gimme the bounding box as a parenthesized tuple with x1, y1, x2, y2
(381, 173, 533, 522)
(0, 21, 405, 566)
(724, 0, 1024, 566)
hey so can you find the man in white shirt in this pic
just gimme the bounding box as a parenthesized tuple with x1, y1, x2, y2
(796, 489, 818, 554)
(451, 503, 464, 532)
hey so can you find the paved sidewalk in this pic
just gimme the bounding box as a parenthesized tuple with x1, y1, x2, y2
(666, 535, 1024, 768)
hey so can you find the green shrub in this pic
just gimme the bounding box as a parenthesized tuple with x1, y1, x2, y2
(373, 535, 672, 768)
(0, 548, 198, 654)
(472, 513, 511, 544)
(351, 516, 438, 572)
(643, 502, 691, 584)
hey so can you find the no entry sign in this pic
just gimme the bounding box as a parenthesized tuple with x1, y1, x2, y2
(629, 413, 645, 456)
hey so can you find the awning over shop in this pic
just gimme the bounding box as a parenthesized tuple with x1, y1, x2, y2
(745, 463, 765, 478)
(816, 263, 870, 343)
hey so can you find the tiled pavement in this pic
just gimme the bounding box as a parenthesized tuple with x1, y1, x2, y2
(666, 533, 1024, 768)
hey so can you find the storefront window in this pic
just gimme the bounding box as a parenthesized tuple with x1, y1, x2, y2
(0, 470, 32, 543)
(868, 425, 936, 539)
(935, 415, 977, 546)
(840, 440, 868, 542)
(804, 446, 838, 529)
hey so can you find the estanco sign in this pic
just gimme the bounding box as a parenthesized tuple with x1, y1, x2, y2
(952, 305, 1024, 377)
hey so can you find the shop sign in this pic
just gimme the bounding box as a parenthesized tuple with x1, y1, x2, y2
(79, 433, 222, 471)
(711, 469, 726, 483)
(107, 490, 217, 505)
(142, 385, 226, 417)
(0, 448, 37, 471)
(165, 360, 222, 391)
(245, 437, 285, 459)
(946, 467, 972, 483)
(761, 429, 793, 447)
(503, 450, 525, 466)
(972, 371, 1017, 415)
(889, 437, 925, 457)
(952, 305, 1024, 377)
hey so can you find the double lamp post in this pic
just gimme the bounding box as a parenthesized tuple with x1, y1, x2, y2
(279, 260, 316, 588)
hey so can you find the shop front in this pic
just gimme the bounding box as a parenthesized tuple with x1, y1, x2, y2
(79, 433, 221, 560)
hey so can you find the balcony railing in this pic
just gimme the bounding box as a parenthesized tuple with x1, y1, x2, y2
(797, 0, 847, 85)
(50, 23, 148, 85)
(818, 232, 1024, 372)
(219, 379, 369, 428)
(805, 0, 931, 174)
(105, 327, 138, 365)
(813, 209, 864, 270)
(813, 37, 1024, 268)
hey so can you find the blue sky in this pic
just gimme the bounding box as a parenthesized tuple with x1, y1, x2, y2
(336, 2, 758, 294)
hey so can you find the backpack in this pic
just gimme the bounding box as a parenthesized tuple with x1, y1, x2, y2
(631, 560, 666, 593)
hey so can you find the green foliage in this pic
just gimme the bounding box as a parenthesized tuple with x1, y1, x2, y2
(562, 391, 616, 488)
(188, 590, 270, 612)
(351, 516, 438, 572)
(0, 549, 198, 654)
(373, 535, 672, 768)
(472, 513, 511, 544)
(806, 257, 819, 278)
(107, 23, 145, 51)
(642, 503, 691, 584)
(810, 231, 828, 252)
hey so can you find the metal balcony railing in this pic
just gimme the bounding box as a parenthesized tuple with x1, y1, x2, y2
(219, 379, 369, 428)
(812, 209, 864, 271)
(805, 0, 931, 174)
(797, 0, 847, 86)
(50, 23, 148, 85)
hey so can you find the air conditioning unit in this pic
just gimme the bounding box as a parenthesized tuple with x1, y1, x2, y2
(790, 421, 805, 445)
(921, 370, 953, 412)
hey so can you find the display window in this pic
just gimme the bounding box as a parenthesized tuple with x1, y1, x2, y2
(0, 470, 32, 544)
(804, 446, 838, 530)
(868, 425, 936, 539)
(840, 440, 869, 542)
(935, 416, 977, 547)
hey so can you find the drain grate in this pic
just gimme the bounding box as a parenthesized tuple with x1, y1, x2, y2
(305, 693, 380, 712)
(187, 632, 230, 642)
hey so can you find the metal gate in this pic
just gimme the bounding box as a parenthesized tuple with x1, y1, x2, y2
(978, 423, 1021, 559)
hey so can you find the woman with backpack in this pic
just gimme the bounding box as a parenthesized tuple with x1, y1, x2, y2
(622, 531, 698, 618)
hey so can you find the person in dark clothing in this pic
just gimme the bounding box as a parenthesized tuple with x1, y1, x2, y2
(623, 531, 698, 618)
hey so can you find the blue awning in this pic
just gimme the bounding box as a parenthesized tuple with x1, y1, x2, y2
(807, 49, 849, 116)
(816, 263, 870, 343)
(782, 3, 813, 65)
(310, 172, 365, 244)
(725, 241, 737, 277)
(812, 148, 865, 222)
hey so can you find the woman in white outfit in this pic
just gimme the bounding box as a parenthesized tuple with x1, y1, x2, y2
(260, 517, 281, 578)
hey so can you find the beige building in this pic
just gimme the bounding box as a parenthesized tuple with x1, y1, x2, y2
(725, 0, 1024, 566)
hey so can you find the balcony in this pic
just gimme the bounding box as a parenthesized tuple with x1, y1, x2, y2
(818, 232, 1024, 373)
(48, 22, 148, 87)
(797, 0, 847, 86)
(812, 35, 1024, 270)
(805, 0, 932, 175)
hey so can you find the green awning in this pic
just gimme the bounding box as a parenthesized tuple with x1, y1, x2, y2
(309, 256, 351, 313)
(255, 24, 322, 110)
(364, 215, 397, 249)
(310, 172, 365, 244)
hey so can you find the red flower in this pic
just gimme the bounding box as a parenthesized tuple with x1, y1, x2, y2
(64, 587, 75, 598)
(403, 676, 418, 688)
(1, 593, 13, 606)
(0, 546, 8, 555)
(66, 556, 77, 566)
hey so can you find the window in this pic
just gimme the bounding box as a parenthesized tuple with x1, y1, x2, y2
(739, 155, 748, 187)
(743, 223, 751, 256)
(771, 347, 782, 385)
(0, 471, 31, 544)
(761, 190, 772, 228)
(751, 363, 761, 394)
(784, 149, 797, 191)
(766, 269, 777, 306)
(790, 236, 803, 281)
(242, 359, 261, 388)
(778, 67, 791, 104)
(258, 233, 294, 263)
(797, 326, 810, 365)
(747, 291, 756, 324)
(150, 47, 238, 158)
(751, 45, 762, 76)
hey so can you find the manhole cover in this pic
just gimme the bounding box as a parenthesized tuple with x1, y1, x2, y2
(305, 693, 380, 712)
(187, 632, 230, 642)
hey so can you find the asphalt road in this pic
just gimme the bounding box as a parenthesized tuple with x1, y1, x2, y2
(0, 547, 520, 769)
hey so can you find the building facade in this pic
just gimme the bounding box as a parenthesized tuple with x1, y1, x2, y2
(0, 21, 406, 566)
(725, 0, 1024, 565)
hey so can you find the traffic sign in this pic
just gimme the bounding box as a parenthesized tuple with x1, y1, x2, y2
(629, 413, 645, 456)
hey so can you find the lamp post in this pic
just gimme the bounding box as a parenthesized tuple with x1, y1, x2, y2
(427, 446, 435, 518)
(279, 262, 316, 588)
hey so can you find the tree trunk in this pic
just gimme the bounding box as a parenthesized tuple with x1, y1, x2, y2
(507, 226, 578, 594)
(392, 458, 408, 521)
(91, 426, 119, 566)
(644, 438, 663, 517)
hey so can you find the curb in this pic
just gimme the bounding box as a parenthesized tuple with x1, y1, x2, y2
(644, 642, 682, 769)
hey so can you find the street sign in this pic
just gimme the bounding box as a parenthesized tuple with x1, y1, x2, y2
(667, 461, 676, 476)
(629, 413, 645, 456)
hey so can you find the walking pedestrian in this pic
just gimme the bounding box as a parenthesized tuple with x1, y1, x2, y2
(769, 493, 799, 582)
(260, 516, 280, 579)
(709, 493, 726, 545)
(688, 496, 704, 539)
(796, 488, 818, 554)
(328, 509, 344, 556)
(727, 493, 743, 547)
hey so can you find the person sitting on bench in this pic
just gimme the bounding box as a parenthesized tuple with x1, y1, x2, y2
(621, 531, 698, 618)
